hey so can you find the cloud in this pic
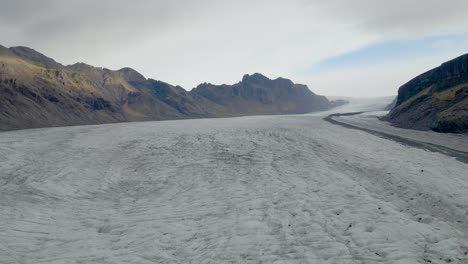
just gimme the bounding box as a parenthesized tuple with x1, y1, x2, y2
(302, 33, 468, 97)
(316, 0, 468, 38)
(304, 59, 438, 97)
(0, 0, 467, 96)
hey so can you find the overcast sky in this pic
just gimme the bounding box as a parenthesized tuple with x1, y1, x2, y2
(1, 0, 467, 97)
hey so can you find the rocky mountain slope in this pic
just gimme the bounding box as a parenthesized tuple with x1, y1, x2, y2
(191, 73, 331, 116)
(0, 45, 333, 131)
(387, 53, 468, 133)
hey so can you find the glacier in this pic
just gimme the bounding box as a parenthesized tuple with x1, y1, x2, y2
(0, 100, 467, 263)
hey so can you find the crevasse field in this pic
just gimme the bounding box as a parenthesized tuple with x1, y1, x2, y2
(1, 100, 467, 264)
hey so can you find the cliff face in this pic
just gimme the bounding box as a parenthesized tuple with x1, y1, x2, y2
(0, 46, 332, 131)
(387, 53, 468, 133)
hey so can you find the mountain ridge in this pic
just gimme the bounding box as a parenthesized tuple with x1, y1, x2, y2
(0, 45, 336, 131)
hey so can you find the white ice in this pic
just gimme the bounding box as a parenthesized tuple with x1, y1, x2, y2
(1, 99, 467, 264)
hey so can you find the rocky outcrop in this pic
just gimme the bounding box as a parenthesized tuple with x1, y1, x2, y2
(387, 54, 468, 133)
(0, 45, 333, 131)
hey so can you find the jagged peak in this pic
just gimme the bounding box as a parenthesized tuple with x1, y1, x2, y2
(241, 73, 297, 86)
(194, 73, 304, 90)
(242, 72, 271, 82)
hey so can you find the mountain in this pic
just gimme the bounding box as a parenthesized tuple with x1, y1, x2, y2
(0, 45, 333, 131)
(387, 53, 468, 133)
(191, 73, 331, 116)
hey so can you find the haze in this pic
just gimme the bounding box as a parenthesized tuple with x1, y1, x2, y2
(1, 0, 467, 97)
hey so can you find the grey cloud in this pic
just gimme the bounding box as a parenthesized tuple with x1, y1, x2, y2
(317, 0, 468, 37)
(0, 0, 208, 44)
(0, 0, 467, 96)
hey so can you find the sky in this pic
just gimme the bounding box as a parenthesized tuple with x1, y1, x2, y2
(1, 0, 467, 97)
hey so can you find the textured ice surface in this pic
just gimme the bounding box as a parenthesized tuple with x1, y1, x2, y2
(1, 102, 468, 263)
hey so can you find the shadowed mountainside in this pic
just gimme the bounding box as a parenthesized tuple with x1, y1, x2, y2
(191, 73, 331, 115)
(0, 45, 334, 131)
(387, 53, 468, 133)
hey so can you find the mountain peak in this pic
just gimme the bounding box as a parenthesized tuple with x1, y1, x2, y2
(117, 67, 146, 83)
(242, 73, 270, 82)
(241, 73, 297, 86)
(67, 62, 100, 72)
(9, 46, 63, 69)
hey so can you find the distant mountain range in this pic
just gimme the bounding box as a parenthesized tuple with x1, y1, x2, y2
(387, 53, 468, 133)
(0, 45, 343, 131)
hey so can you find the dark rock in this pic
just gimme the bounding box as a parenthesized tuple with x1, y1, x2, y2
(387, 53, 468, 133)
(46, 96, 60, 103)
(88, 97, 113, 111)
